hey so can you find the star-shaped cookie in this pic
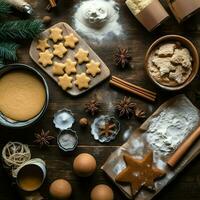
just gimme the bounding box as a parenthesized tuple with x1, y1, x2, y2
(86, 60, 101, 77)
(58, 74, 73, 90)
(38, 50, 53, 67)
(64, 58, 77, 75)
(53, 43, 68, 58)
(64, 33, 79, 48)
(75, 73, 91, 90)
(49, 27, 63, 43)
(36, 39, 50, 52)
(74, 48, 89, 64)
(115, 151, 165, 196)
(52, 62, 65, 75)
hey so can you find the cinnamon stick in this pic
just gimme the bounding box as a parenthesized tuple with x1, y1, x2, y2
(112, 76, 156, 96)
(112, 76, 156, 100)
(167, 126, 200, 167)
(109, 80, 155, 102)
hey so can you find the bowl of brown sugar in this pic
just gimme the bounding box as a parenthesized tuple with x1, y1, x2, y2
(145, 35, 199, 91)
(0, 64, 49, 128)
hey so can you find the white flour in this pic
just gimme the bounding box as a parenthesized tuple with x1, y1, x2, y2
(146, 96, 200, 156)
(73, 0, 122, 41)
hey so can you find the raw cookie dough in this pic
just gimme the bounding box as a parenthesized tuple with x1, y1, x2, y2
(58, 74, 73, 90)
(64, 59, 77, 75)
(75, 73, 91, 89)
(39, 50, 53, 67)
(86, 60, 101, 77)
(156, 43, 176, 57)
(37, 39, 50, 52)
(49, 27, 63, 43)
(0, 70, 46, 121)
(115, 151, 165, 196)
(52, 62, 66, 76)
(147, 41, 193, 86)
(64, 33, 79, 48)
(171, 48, 192, 68)
(53, 43, 68, 58)
(74, 48, 89, 64)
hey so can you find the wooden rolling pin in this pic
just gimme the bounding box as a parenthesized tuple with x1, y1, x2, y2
(167, 126, 200, 167)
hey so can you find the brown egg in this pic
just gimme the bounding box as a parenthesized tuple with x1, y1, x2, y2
(73, 153, 96, 177)
(49, 179, 72, 199)
(90, 184, 114, 200)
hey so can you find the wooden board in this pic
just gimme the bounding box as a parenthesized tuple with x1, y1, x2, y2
(29, 22, 110, 96)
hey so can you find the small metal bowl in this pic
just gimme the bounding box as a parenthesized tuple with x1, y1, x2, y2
(57, 129, 78, 152)
(0, 63, 49, 128)
(145, 35, 199, 91)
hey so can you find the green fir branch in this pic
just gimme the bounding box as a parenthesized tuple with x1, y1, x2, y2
(0, 19, 44, 41)
(0, 42, 19, 61)
(0, 0, 11, 15)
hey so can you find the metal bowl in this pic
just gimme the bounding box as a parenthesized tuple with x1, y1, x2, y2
(0, 63, 49, 128)
(145, 35, 199, 91)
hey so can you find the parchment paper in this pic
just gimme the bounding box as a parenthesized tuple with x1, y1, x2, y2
(102, 94, 200, 199)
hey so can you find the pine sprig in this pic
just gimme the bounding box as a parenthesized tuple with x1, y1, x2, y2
(0, 19, 44, 41)
(0, 0, 11, 15)
(0, 42, 19, 61)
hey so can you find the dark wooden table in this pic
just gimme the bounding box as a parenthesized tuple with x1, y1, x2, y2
(1, 0, 200, 199)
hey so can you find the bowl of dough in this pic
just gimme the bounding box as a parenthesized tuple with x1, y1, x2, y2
(145, 35, 199, 91)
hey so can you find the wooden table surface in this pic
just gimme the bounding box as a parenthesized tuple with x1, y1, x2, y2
(1, 0, 200, 199)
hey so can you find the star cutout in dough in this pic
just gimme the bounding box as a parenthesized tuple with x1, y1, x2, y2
(64, 58, 77, 75)
(53, 43, 68, 58)
(49, 27, 63, 43)
(75, 73, 91, 90)
(86, 60, 101, 77)
(58, 74, 73, 90)
(52, 62, 65, 76)
(74, 48, 89, 64)
(38, 50, 53, 67)
(36, 39, 50, 52)
(115, 151, 165, 196)
(64, 33, 79, 48)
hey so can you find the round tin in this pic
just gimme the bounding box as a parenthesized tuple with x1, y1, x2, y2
(15, 158, 46, 192)
(53, 108, 75, 131)
(0, 64, 49, 128)
(57, 129, 78, 152)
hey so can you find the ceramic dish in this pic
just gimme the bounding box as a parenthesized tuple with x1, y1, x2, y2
(0, 64, 49, 128)
(145, 35, 199, 91)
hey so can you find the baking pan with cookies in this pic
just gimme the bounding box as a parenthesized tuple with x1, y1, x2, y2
(29, 22, 110, 96)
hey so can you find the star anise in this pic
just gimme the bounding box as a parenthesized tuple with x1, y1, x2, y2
(85, 97, 100, 116)
(115, 48, 132, 68)
(34, 129, 55, 148)
(116, 96, 136, 119)
(135, 107, 147, 119)
(100, 123, 116, 137)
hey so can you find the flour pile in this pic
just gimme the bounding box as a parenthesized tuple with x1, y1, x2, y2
(73, 0, 122, 41)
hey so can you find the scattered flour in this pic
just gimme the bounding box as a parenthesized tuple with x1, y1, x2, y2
(73, 0, 122, 41)
(146, 96, 200, 156)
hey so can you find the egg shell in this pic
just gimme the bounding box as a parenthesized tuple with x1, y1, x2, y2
(73, 153, 96, 177)
(49, 179, 72, 199)
(90, 184, 114, 200)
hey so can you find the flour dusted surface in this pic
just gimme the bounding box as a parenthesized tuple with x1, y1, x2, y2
(146, 96, 200, 156)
